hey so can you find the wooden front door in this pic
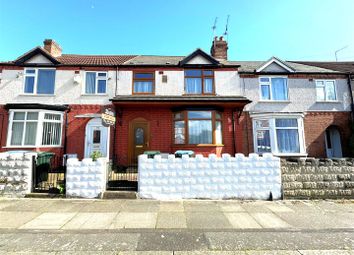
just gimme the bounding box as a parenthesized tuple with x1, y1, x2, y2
(129, 120, 150, 164)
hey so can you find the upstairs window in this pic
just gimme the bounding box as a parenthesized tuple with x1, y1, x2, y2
(133, 72, 155, 94)
(185, 70, 214, 95)
(85, 72, 107, 94)
(316, 80, 336, 101)
(24, 68, 56, 95)
(260, 77, 288, 101)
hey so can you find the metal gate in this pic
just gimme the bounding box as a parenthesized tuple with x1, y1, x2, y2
(32, 154, 66, 193)
(106, 156, 138, 191)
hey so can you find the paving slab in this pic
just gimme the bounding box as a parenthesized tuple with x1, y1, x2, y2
(251, 213, 292, 228)
(217, 201, 246, 212)
(241, 201, 273, 213)
(298, 250, 354, 255)
(119, 252, 173, 255)
(111, 212, 158, 229)
(42, 200, 91, 213)
(265, 203, 294, 213)
(120, 200, 160, 212)
(224, 213, 262, 229)
(159, 201, 184, 212)
(0, 199, 21, 210)
(79, 200, 126, 212)
(0, 212, 40, 229)
(186, 212, 232, 229)
(3, 199, 55, 212)
(175, 251, 247, 254)
(184, 201, 219, 212)
(63, 212, 117, 229)
(19, 212, 76, 229)
(156, 212, 187, 228)
(245, 251, 300, 255)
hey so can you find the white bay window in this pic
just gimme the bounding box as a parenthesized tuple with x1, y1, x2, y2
(7, 110, 63, 147)
(253, 114, 305, 156)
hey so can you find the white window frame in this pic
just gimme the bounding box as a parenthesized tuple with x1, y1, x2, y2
(252, 114, 306, 156)
(83, 71, 108, 95)
(6, 109, 64, 148)
(23, 68, 56, 95)
(315, 80, 337, 102)
(259, 76, 289, 101)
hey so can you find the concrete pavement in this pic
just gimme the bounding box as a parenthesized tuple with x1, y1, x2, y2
(0, 198, 353, 253)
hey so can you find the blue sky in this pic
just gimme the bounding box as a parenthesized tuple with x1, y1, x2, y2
(0, 0, 353, 62)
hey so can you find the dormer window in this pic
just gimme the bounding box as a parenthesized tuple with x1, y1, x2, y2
(24, 68, 56, 95)
(133, 72, 155, 94)
(185, 70, 214, 95)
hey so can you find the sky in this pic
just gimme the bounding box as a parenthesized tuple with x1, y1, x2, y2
(0, 0, 354, 62)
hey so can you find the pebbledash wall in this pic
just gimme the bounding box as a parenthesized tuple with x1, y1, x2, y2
(138, 153, 282, 200)
(282, 158, 354, 199)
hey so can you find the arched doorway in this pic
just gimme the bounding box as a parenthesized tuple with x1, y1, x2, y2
(325, 126, 342, 158)
(84, 118, 109, 158)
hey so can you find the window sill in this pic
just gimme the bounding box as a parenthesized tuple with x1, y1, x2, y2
(258, 100, 290, 103)
(19, 94, 55, 97)
(173, 144, 224, 147)
(3, 146, 63, 149)
(315, 100, 341, 103)
(81, 94, 108, 96)
(182, 94, 216, 96)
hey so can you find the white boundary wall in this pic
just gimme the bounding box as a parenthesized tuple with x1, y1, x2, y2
(138, 153, 281, 200)
(0, 152, 36, 197)
(66, 158, 107, 198)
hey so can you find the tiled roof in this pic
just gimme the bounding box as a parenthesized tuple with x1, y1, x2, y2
(56, 54, 137, 65)
(291, 61, 354, 73)
(124, 55, 184, 65)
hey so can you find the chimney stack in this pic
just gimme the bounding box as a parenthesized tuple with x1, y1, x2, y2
(210, 36, 228, 60)
(43, 39, 62, 57)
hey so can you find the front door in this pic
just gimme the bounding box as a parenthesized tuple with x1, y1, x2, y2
(85, 118, 109, 158)
(129, 120, 149, 164)
(325, 127, 342, 158)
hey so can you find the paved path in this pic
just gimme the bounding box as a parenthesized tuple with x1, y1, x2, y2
(0, 198, 353, 253)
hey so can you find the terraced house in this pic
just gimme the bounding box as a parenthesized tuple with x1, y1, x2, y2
(0, 38, 352, 169)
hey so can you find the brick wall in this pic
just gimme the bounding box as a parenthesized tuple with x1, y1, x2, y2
(282, 158, 354, 199)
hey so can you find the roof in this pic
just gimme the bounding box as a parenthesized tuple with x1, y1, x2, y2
(56, 54, 137, 66)
(290, 61, 354, 73)
(233, 60, 341, 73)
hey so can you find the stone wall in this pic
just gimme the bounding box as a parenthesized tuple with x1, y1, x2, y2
(281, 158, 354, 199)
(0, 152, 36, 197)
(138, 153, 281, 200)
(66, 157, 107, 198)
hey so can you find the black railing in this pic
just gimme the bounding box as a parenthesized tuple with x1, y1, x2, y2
(32, 154, 66, 194)
(106, 155, 138, 191)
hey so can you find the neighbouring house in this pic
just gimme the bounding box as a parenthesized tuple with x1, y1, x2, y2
(0, 38, 352, 169)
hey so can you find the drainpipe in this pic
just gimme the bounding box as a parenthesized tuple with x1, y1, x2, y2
(63, 106, 71, 156)
(115, 66, 119, 96)
(231, 109, 237, 155)
(347, 72, 354, 121)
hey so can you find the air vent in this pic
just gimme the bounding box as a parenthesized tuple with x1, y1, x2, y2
(162, 75, 168, 83)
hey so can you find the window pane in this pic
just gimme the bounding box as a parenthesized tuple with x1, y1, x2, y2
(185, 78, 202, 94)
(93, 130, 101, 143)
(174, 112, 184, 120)
(44, 113, 61, 121)
(275, 119, 297, 127)
(255, 119, 269, 128)
(27, 112, 38, 120)
(261, 85, 270, 100)
(134, 73, 154, 79)
(260, 77, 270, 83)
(25, 69, 35, 74)
(174, 121, 185, 144)
(271, 78, 288, 100)
(13, 112, 25, 120)
(98, 72, 107, 77)
(188, 120, 212, 144)
(134, 81, 153, 93)
(85, 72, 96, 94)
(203, 70, 213, 76)
(24, 122, 37, 145)
(277, 129, 300, 153)
(11, 122, 24, 145)
(24, 76, 35, 93)
(37, 69, 55, 94)
(215, 112, 222, 119)
(256, 130, 271, 153)
(135, 128, 144, 145)
(215, 121, 222, 144)
(325, 81, 336, 100)
(185, 70, 202, 76)
(204, 78, 213, 93)
(316, 86, 325, 101)
(97, 80, 106, 93)
(188, 111, 212, 119)
(42, 122, 61, 145)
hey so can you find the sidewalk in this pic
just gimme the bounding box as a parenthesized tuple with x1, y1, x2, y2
(0, 198, 353, 253)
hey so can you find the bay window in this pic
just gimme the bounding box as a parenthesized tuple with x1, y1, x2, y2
(316, 80, 336, 101)
(259, 77, 288, 101)
(24, 68, 56, 94)
(185, 70, 214, 95)
(253, 115, 305, 155)
(85, 72, 107, 94)
(7, 110, 63, 147)
(174, 110, 222, 145)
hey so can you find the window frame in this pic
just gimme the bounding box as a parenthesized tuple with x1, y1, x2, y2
(315, 79, 337, 102)
(259, 76, 289, 101)
(83, 71, 108, 95)
(6, 109, 64, 148)
(132, 71, 155, 95)
(173, 110, 222, 145)
(184, 69, 215, 95)
(23, 67, 56, 95)
(252, 114, 306, 156)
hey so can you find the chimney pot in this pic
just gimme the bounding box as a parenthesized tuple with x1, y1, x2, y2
(43, 39, 62, 57)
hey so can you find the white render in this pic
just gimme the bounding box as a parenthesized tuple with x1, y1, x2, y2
(0, 152, 36, 197)
(138, 153, 281, 200)
(66, 157, 107, 198)
(242, 77, 351, 112)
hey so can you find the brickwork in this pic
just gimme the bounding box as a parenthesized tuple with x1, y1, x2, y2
(281, 158, 354, 199)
